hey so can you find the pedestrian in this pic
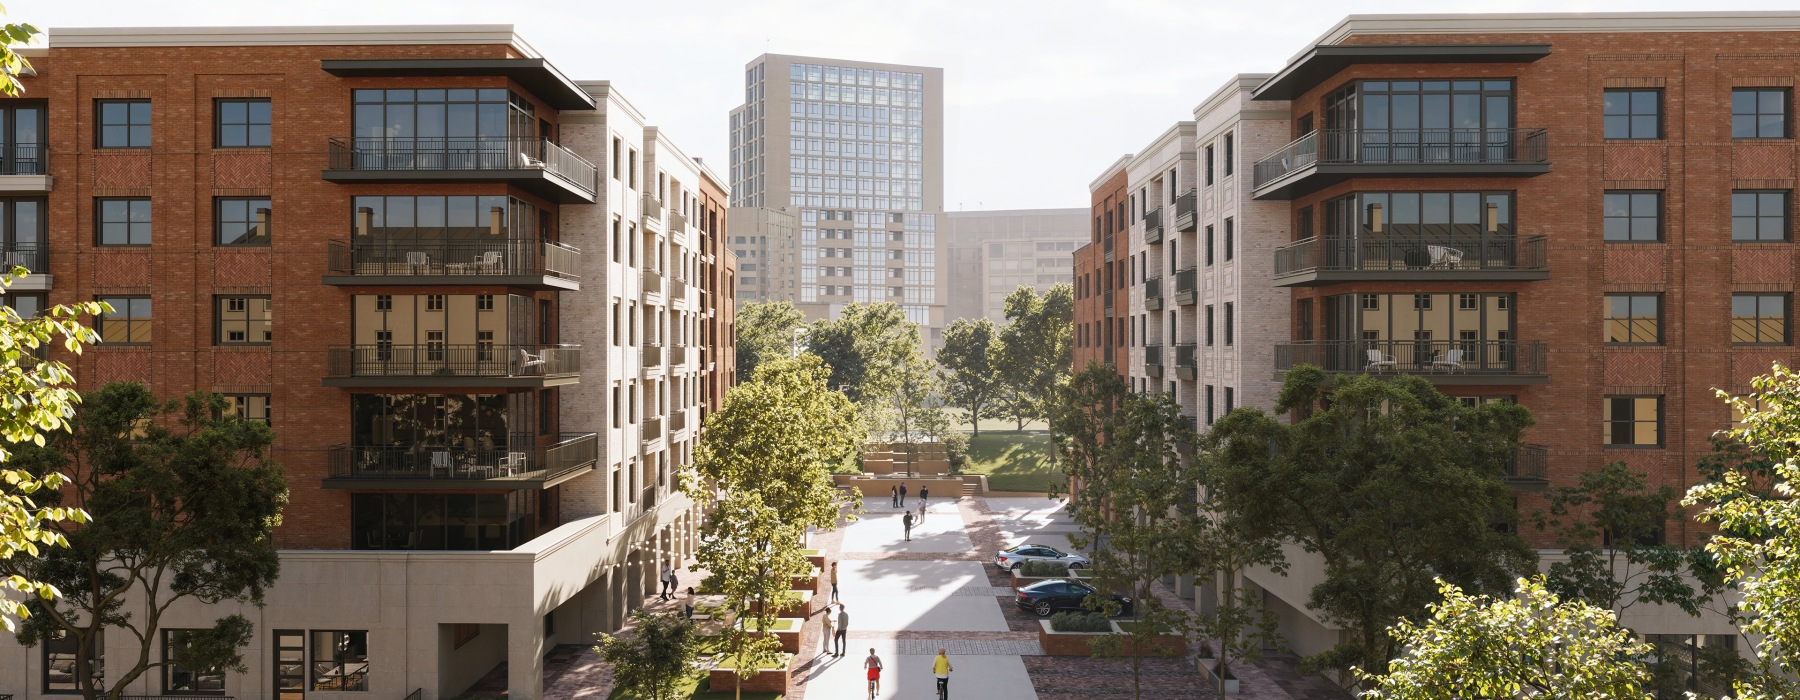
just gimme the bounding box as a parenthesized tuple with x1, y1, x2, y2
(890, 484, 899, 508)
(932, 647, 954, 700)
(903, 510, 914, 541)
(658, 563, 673, 600)
(864, 647, 884, 699)
(918, 497, 928, 524)
(830, 561, 841, 603)
(836, 605, 850, 657)
(666, 565, 680, 601)
(899, 482, 908, 508)
(819, 605, 835, 656)
(683, 586, 696, 620)
(920, 485, 929, 505)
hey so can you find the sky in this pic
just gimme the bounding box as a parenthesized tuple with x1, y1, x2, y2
(13, 0, 1800, 211)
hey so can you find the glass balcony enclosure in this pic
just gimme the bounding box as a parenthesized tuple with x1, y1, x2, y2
(1275, 292, 1546, 383)
(324, 294, 578, 387)
(1273, 191, 1549, 284)
(324, 194, 579, 289)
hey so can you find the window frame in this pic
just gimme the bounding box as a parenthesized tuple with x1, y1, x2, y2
(1603, 293, 1663, 346)
(95, 99, 151, 149)
(96, 295, 153, 345)
(1603, 88, 1663, 140)
(214, 295, 272, 346)
(1731, 190, 1790, 243)
(1732, 88, 1790, 140)
(1602, 190, 1663, 243)
(1732, 293, 1790, 346)
(214, 196, 272, 247)
(213, 97, 272, 149)
(43, 628, 102, 695)
(1604, 395, 1664, 448)
(227, 393, 272, 425)
(162, 628, 228, 695)
(95, 197, 152, 247)
(309, 630, 370, 692)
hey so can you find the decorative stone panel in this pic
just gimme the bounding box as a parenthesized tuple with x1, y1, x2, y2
(93, 151, 153, 193)
(214, 250, 273, 289)
(1604, 246, 1667, 284)
(92, 251, 152, 289)
(1605, 143, 1667, 181)
(214, 348, 273, 387)
(1733, 143, 1796, 181)
(212, 150, 273, 190)
(1732, 247, 1793, 284)
(1605, 349, 1665, 389)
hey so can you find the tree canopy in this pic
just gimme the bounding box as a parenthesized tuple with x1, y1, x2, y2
(806, 301, 922, 406)
(995, 285, 1073, 427)
(734, 300, 806, 380)
(937, 317, 1005, 436)
(692, 353, 862, 528)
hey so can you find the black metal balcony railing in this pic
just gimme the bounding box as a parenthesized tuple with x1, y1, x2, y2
(1174, 268, 1198, 306)
(326, 344, 579, 379)
(1273, 235, 1548, 277)
(327, 432, 598, 483)
(1174, 189, 1197, 232)
(1, 143, 46, 175)
(327, 239, 580, 280)
(326, 136, 599, 195)
(1143, 207, 1164, 244)
(1103, 236, 1115, 263)
(1176, 344, 1197, 380)
(1144, 345, 1163, 378)
(1144, 276, 1163, 311)
(1103, 290, 1115, 317)
(1274, 339, 1547, 377)
(0, 243, 44, 273)
(1507, 444, 1549, 481)
(1253, 128, 1550, 190)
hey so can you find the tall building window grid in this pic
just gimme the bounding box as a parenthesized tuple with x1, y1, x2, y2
(96, 99, 151, 148)
(214, 98, 272, 148)
(97, 296, 153, 345)
(96, 197, 152, 246)
(1603, 191, 1663, 243)
(1604, 396, 1664, 447)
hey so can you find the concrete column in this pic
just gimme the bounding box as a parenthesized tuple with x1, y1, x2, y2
(1175, 573, 1196, 600)
(506, 619, 544, 700)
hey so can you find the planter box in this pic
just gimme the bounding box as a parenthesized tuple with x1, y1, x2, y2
(742, 618, 805, 653)
(1199, 657, 1241, 694)
(800, 549, 827, 571)
(1036, 620, 1189, 658)
(750, 591, 814, 619)
(708, 653, 794, 694)
(1112, 621, 1188, 657)
(791, 566, 821, 592)
(1010, 571, 1063, 591)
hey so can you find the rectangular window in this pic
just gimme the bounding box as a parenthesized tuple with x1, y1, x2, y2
(215, 197, 271, 246)
(216, 296, 271, 345)
(1205, 385, 1215, 425)
(1223, 132, 1234, 176)
(426, 294, 445, 311)
(1204, 145, 1215, 185)
(163, 629, 227, 694)
(1732, 190, 1790, 242)
(1733, 88, 1789, 139)
(96, 99, 151, 148)
(1224, 386, 1235, 413)
(310, 630, 369, 691)
(44, 629, 103, 693)
(1205, 225, 1214, 265)
(1603, 191, 1662, 242)
(1413, 294, 1432, 310)
(1603, 89, 1662, 140)
(1604, 294, 1662, 345)
(214, 98, 271, 148)
(1223, 218, 1234, 261)
(228, 394, 271, 425)
(1205, 305, 1215, 346)
(1733, 293, 1790, 345)
(476, 294, 495, 311)
(97, 198, 152, 246)
(1604, 396, 1663, 447)
(97, 296, 153, 344)
(1224, 302, 1234, 346)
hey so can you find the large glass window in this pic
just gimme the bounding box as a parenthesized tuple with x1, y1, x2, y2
(349, 195, 541, 274)
(350, 491, 540, 550)
(352, 88, 533, 142)
(1326, 292, 1514, 369)
(1605, 396, 1663, 447)
(350, 393, 520, 449)
(309, 631, 368, 692)
(1733, 88, 1789, 139)
(214, 98, 271, 148)
(1603, 89, 1662, 140)
(1603, 191, 1662, 242)
(0, 196, 44, 269)
(96, 198, 151, 246)
(216, 296, 272, 345)
(44, 629, 103, 694)
(0, 103, 46, 173)
(215, 197, 271, 246)
(228, 394, 271, 425)
(97, 296, 152, 344)
(162, 629, 226, 694)
(1733, 294, 1790, 345)
(1732, 190, 1789, 242)
(1604, 294, 1662, 345)
(96, 99, 150, 148)
(1335, 80, 1514, 162)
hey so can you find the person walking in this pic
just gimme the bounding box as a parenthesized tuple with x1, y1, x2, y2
(818, 605, 834, 657)
(658, 563, 674, 601)
(829, 561, 841, 603)
(899, 482, 908, 508)
(682, 586, 696, 620)
(836, 605, 850, 657)
(666, 566, 680, 602)
(920, 485, 930, 506)
(932, 647, 954, 700)
(864, 647, 884, 699)
(890, 484, 899, 508)
(917, 497, 928, 524)
(902, 510, 914, 542)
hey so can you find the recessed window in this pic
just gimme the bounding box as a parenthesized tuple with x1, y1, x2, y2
(97, 198, 152, 246)
(215, 197, 271, 246)
(310, 630, 369, 691)
(214, 98, 271, 148)
(1604, 294, 1662, 345)
(1603, 89, 1662, 140)
(44, 628, 103, 693)
(476, 294, 494, 311)
(97, 296, 153, 344)
(1604, 396, 1663, 447)
(162, 629, 227, 694)
(216, 296, 271, 345)
(228, 394, 271, 425)
(1733, 88, 1789, 139)
(96, 99, 150, 148)
(1732, 190, 1789, 242)
(1732, 293, 1790, 345)
(1603, 191, 1662, 242)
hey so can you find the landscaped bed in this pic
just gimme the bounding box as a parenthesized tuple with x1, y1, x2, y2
(1037, 613, 1189, 657)
(706, 652, 795, 695)
(739, 617, 806, 653)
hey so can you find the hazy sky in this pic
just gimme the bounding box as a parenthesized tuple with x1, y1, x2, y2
(13, 0, 1797, 210)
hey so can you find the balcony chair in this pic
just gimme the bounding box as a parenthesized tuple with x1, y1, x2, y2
(518, 348, 546, 373)
(1365, 348, 1398, 373)
(1431, 349, 1466, 373)
(1427, 245, 1464, 270)
(520, 151, 545, 168)
(405, 251, 430, 274)
(499, 451, 527, 476)
(475, 250, 504, 273)
(429, 450, 453, 478)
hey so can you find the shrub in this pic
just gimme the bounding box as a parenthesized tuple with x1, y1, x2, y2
(1020, 559, 1071, 577)
(1050, 611, 1113, 632)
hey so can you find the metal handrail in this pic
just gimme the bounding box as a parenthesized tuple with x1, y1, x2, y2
(1175, 344, 1197, 369)
(1174, 189, 1197, 232)
(325, 344, 580, 378)
(0, 242, 45, 273)
(327, 136, 598, 195)
(1273, 235, 1548, 276)
(1274, 339, 1547, 376)
(327, 239, 580, 280)
(1, 142, 45, 175)
(1254, 128, 1549, 189)
(1144, 276, 1162, 299)
(1175, 268, 1198, 295)
(1507, 444, 1548, 481)
(1143, 207, 1163, 243)
(327, 432, 598, 482)
(1145, 345, 1163, 367)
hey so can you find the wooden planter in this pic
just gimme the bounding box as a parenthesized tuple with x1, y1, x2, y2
(708, 653, 794, 694)
(1035, 620, 1189, 657)
(1199, 657, 1241, 694)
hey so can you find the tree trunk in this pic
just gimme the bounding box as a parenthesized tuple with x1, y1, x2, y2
(1218, 570, 1234, 699)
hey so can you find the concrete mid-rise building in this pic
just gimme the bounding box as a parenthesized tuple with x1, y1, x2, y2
(728, 54, 948, 345)
(0, 25, 734, 700)
(942, 208, 1086, 323)
(726, 205, 798, 304)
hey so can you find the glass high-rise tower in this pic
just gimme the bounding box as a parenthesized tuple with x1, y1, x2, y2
(729, 54, 947, 345)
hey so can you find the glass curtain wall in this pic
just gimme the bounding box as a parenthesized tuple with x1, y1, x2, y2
(350, 88, 537, 168)
(1317, 191, 1515, 269)
(349, 195, 546, 275)
(1324, 80, 1514, 162)
(1323, 292, 1515, 370)
(351, 491, 545, 550)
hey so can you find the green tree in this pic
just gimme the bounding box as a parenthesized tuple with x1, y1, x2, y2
(807, 301, 921, 406)
(596, 609, 701, 700)
(6, 383, 288, 700)
(0, 7, 37, 98)
(1192, 426, 1289, 697)
(996, 284, 1073, 429)
(0, 270, 106, 633)
(1358, 578, 1654, 700)
(938, 317, 1006, 435)
(1684, 364, 1800, 697)
(694, 492, 804, 700)
(734, 300, 807, 379)
(1048, 361, 1130, 559)
(1202, 367, 1536, 677)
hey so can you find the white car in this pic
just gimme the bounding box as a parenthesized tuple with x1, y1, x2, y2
(995, 544, 1090, 572)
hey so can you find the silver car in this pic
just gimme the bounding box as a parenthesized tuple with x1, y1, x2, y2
(995, 544, 1090, 572)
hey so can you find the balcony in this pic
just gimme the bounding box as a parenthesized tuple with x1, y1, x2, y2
(1144, 345, 1163, 378)
(668, 210, 688, 233)
(643, 344, 664, 367)
(1, 243, 45, 273)
(324, 344, 580, 388)
(644, 417, 664, 444)
(1144, 276, 1163, 311)
(1176, 344, 1197, 381)
(1273, 339, 1548, 384)
(673, 344, 690, 366)
(1251, 128, 1550, 200)
(1271, 235, 1548, 286)
(671, 408, 689, 433)
(1103, 290, 1115, 317)
(323, 432, 599, 490)
(643, 268, 664, 294)
(324, 239, 580, 290)
(1143, 207, 1164, 244)
(0, 143, 50, 192)
(643, 193, 664, 222)
(323, 136, 599, 203)
(1174, 190, 1196, 232)
(1174, 268, 1197, 306)
(1506, 444, 1550, 491)
(1103, 236, 1114, 263)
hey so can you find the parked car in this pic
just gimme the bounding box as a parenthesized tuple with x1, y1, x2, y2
(1015, 579, 1133, 617)
(994, 544, 1090, 572)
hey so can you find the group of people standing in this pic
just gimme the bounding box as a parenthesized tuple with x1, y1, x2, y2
(820, 559, 954, 700)
(893, 483, 930, 541)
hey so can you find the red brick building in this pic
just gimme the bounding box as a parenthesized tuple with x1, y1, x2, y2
(1073, 157, 1132, 377)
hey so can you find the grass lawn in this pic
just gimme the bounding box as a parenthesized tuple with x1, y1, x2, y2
(962, 431, 1063, 494)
